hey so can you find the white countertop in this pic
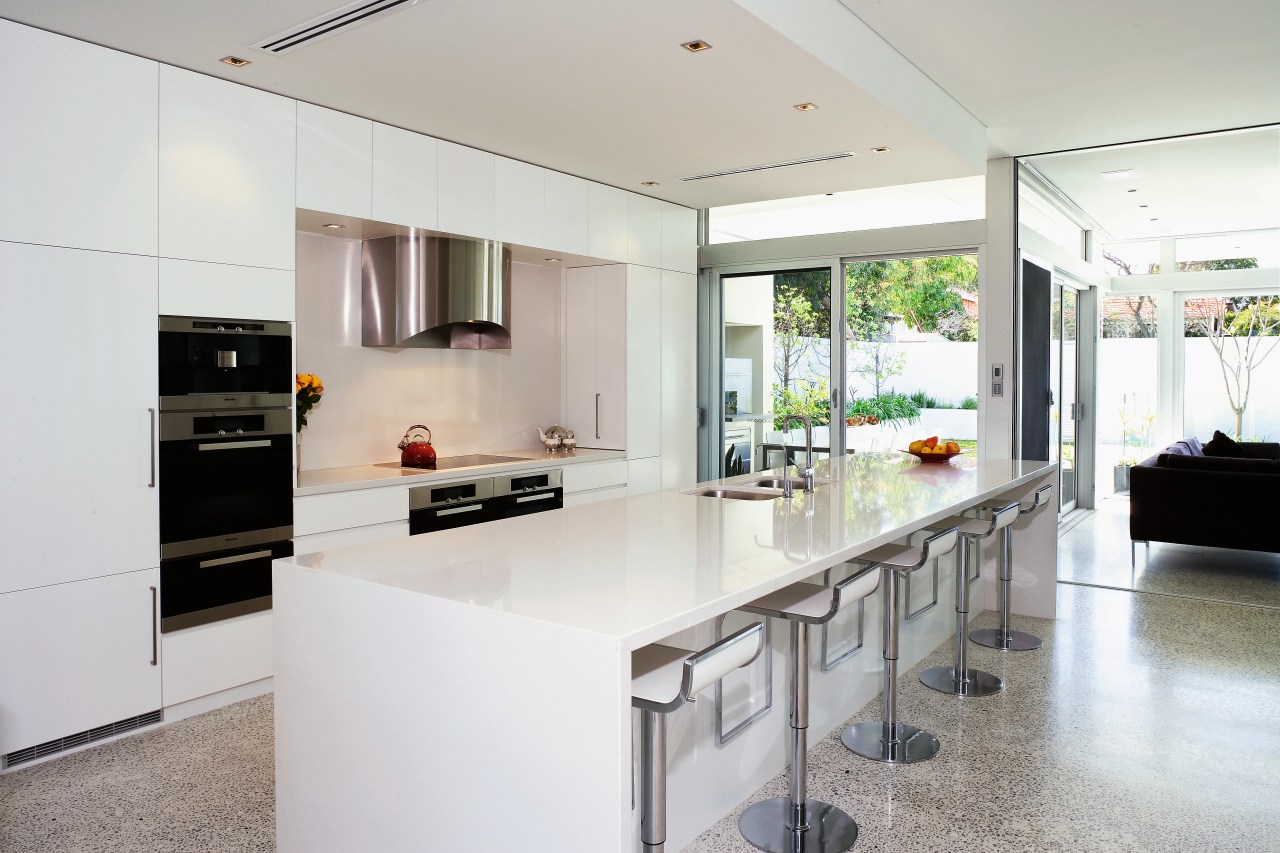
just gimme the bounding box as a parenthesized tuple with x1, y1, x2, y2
(295, 447, 626, 496)
(280, 452, 1056, 649)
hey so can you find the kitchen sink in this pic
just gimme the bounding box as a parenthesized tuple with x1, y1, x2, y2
(748, 476, 835, 490)
(687, 487, 784, 501)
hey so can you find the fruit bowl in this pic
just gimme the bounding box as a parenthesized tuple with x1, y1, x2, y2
(904, 448, 964, 463)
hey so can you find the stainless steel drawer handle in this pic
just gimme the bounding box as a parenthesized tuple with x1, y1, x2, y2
(197, 439, 272, 451)
(437, 504, 483, 517)
(198, 549, 273, 568)
(515, 493, 556, 504)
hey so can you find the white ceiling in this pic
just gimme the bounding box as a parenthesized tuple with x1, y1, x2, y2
(0, 0, 977, 209)
(840, 0, 1280, 159)
(3, 0, 1276, 210)
(1023, 127, 1280, 241)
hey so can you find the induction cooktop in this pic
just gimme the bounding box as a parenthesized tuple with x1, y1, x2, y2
(373, 454, 525, 473)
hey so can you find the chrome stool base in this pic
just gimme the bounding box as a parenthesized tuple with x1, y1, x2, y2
(919, 665, 1004, 696)
(969, 627, 1042, 651)
(841, 721, 940, 764)
(739, 797, 858, 853)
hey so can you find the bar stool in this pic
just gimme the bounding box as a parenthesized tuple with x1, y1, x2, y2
(919, 501, 1021, 696)
(632, 622, 765, 853)
(969, 484, 1053, 651)
(841, 526, 959, 764)
(736, 564, 882, 853)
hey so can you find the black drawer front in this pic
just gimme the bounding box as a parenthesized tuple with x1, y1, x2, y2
(160, 539, 292, 632)
(409, 501, 498, 535)
(494, 489, 563, 519)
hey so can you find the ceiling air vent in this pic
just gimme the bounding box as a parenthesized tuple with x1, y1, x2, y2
(3, 710, 162, 768)
(679, 151, 858, 182)
(251, 0, 422, 56)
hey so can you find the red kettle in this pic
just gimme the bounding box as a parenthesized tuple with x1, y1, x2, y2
(398, 425, 437, 469)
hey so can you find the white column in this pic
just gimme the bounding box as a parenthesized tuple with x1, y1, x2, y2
(982, 158, 1017, 460)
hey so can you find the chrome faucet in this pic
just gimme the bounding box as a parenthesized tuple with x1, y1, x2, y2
(779, 412, 815, 498)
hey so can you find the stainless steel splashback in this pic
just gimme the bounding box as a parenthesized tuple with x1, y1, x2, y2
(362, 232, 512, 349)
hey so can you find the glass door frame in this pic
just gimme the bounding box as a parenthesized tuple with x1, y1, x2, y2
(1051, 273, 1097, 514)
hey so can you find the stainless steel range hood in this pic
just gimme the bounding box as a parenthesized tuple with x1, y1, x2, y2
(362, 232, 512, 349)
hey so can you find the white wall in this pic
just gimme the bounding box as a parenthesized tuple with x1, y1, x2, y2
(295, 232, 563, 469)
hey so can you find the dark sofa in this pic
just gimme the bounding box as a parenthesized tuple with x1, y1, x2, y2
(1130, 438, 1280, 555)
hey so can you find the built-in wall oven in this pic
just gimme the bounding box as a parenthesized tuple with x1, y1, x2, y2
(158, 316, 294, 632)
(492, 469, 563, 518)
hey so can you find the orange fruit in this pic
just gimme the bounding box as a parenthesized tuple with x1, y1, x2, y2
(945, 441, 960, 453)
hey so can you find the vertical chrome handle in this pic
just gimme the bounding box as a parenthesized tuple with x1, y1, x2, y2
(148, 408, 157, 488)
(595, 393, 601, 440)
(149, 585, 158, 666)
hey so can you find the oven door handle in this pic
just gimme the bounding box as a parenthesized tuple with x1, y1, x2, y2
(514, 492, 557, 504)
(435, 503, 485, 517)
(197, 439, 274, 451)
(198, 549, 273, 568)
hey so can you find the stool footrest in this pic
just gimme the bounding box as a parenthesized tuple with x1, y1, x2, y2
(739, 797, 858, 853)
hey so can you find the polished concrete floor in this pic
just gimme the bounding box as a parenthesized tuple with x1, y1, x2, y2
(3, 559, 1279, 851)
(1059, 496, 1280, 610)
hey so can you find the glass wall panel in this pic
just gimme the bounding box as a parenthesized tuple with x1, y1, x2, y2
(1097, 295, 1158, 497)
(1100, 240, 1161, 275)
(1176, 230, 1279, 270)
(1183, 293, 1280, 442)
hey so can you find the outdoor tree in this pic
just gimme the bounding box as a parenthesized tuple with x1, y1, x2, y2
(1184, 294, 1280, 439)
(773, 290, 820, 391)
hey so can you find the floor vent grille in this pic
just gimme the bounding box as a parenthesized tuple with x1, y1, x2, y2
(3, 710, 162, 769)
(251, 0, 421, 55)
(679, 151, 857, 182)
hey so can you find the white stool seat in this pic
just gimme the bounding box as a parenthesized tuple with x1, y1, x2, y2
(927, 514, 993, 537)
(631, 623, 765, 710)
(855, 543, 923, 569)
(632, 645, 694, 707)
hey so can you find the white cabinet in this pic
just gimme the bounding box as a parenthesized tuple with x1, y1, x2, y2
(566, 265, 627, 449)
(438, 140, 495, 239)
(661, 203, 699, 274)
(0, 20, 158, 256)
(159, 258, 295, 322)
(627, 194, 664, 268)
(0, 243, 158, 595)
(162, 610, 273, 707)
(562, 459, 629, 506)
(661, 271, 698, 488)
(297, 103, 372, 219)
(372, 123, 438, 229)
(544, 171, 590, 256)
(588, 183, 629, 262)
(627, 458, 663, 496)
(293, 521, 410, 556)
(0, 569, 161, 756)
(626, 265, 662, 459)
(496, 157, 546, 249)
(159, 66, 296, 270)
(294, 487, 409, 537)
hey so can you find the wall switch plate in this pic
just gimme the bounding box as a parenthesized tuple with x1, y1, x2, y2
(992, 363, 1004, 380)
(992, 381, 1004, 397)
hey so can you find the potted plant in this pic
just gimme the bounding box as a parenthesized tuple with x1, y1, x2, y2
(1114, 396, 1154, 494)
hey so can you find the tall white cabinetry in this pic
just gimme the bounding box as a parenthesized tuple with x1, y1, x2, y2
(297, 103, 373, 219)
(0, 242, 162, 757)
(0, 20, 158, 257)
(158, 66, 296, 322)
(565, 266, 628, 450)
(564, 265, 698, 491)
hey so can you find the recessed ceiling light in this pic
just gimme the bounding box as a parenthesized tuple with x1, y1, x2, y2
(544, 258, 561, 263)
(641, 181, 660, 187)
(794, 103, 818, 111)
(870, 146, 892, 153)
(1139, 204, 1149, 208)
(1150, 218, 1158, 221)
(219, 55, 251, 67)
(1127, 189, 1137, 193)
(322, 223, 344, 229)
(1101, 169, 1136, 181)
(825, 193, 834, 196)
(682, 40, 712, 52)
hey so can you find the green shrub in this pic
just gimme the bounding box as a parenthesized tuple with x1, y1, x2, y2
(847, 391, 920, 429)
(959, 396, 979, 410)
(773, 381, 831, 430)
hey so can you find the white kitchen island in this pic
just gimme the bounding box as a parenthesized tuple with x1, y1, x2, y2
(273, 453, 1057, 853)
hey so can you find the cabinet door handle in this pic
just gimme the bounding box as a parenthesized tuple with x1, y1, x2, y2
(149, 585, 158, 666)
(148, 408, 157, 488)
(595, 393, 601, 440)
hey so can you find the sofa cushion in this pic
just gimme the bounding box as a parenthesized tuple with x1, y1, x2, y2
(1158, 442, 1193, 457)
(1203, 430, 1253, 458)
(1161, 453, 1277, 474)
